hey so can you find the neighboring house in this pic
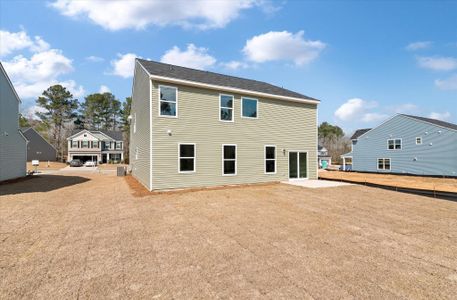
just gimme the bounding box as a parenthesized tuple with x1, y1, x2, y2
(318, 145, 332, 169)
(67, 129, 124, 163)
(130, 59, 319, 191)
(342, 114, 457, 176)
(0, 63, 28, 181)
(20, 127, 57, 161)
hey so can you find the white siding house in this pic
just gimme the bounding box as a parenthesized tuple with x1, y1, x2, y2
(0, 63, 27, 181)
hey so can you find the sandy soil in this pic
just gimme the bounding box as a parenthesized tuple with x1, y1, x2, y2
(1, 172, 457, 299)
(26, 161, 67, 172)
(97, 164, 128, 171)
(319, 170, 457, 193)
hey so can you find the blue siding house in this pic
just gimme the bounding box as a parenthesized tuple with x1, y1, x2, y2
(342, 114, 457, 177)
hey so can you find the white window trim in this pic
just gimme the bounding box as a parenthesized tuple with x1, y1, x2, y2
(288, 150, 309, 180)
(219, 93, 234, 122)
(377, 158, 391, 171)
(222, 144, 237, 176)
(264, 145, 277, 174)
(158, 85, 178, 118)
(416, 137, 422, 145)
(241, 97, 258, 119)
(135, 147, 138, 160)
(178, 143, 196, 174)
(133, 113, 136, 133)
(387, 138, 402, 150)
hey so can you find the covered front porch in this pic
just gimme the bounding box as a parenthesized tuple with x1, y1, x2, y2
(101, 152, 124, 163)
(340, 152, 353, 171)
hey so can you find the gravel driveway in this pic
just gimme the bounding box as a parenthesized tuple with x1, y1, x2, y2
(1, 172, 456, 299)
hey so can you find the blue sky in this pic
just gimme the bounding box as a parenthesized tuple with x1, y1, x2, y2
(1, 0, 456, 134)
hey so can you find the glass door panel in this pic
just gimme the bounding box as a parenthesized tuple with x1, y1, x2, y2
(289, 152, 298, 178)
(299, 152, 307, 178)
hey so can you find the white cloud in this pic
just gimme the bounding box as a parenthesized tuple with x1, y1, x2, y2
(405, 41, 432, 51)
(50, 0, 270, 30)
(417, 56, 457, 71)
(435, 74, 457, 90)
(1, 30, 84, 100)
(160, 44, 216, 70)
(99, 85, 111, 93)
(429, 111, 451, 121)
(85, 55, 104, 62)
(220, 60, 250, 70)
(24, 105, 47, 120)
(109, 53, 138, 78)
(0, 30, 50, 57)
(334, 98, 386, 123)
(361, 113, 389, 122)
(391, 103, 419, 114)
(243, 31, 325, 66)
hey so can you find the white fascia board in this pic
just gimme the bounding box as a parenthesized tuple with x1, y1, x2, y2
(148, 75, 320, 105)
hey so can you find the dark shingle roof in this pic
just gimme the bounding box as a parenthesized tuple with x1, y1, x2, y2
(137, 59, 319, 101)
(350, 128, 372, 140)
(71, 129, 123, 141)
(401, 114, 457, 131)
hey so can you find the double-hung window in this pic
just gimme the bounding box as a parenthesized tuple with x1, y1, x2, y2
(416, 137, 422, 145)
(265, 145, 276, 174)
(93, 141, 99, 148)
(220, 94, 234, 121)
(159, 85, 177, 117)
(71, 141, 78, 148)
(81, 141, 89, 148)
(116, 142, 122, 150)
(387, 139, 402, 150)
(223, 145, 237, 175)
(241, 97, 258, 118)
(378, 158, 391, 170)
(179, 144, 196, 173)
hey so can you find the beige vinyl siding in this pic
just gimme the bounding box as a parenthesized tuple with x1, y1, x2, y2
(0, 66, 27, 181)
(151, 81, 317, 190)
(130, 63, 151, 189)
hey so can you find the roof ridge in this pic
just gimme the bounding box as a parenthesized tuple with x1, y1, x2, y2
(137, 58, 318, 101)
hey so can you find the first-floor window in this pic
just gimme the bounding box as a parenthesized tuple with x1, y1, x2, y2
(179, 144, 195, 173)
(223, 145, 237, 175)
(378, 158, 391, 170)
(265, 145, 276, 174)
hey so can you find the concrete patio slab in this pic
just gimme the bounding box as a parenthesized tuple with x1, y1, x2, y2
(282, 179, 353, 188)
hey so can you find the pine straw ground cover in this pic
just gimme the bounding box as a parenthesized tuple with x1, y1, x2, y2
(1, 171, 456, 299)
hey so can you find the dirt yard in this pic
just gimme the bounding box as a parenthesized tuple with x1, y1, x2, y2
(26, 161, 67, 172)
(319, 170, 457, 193)
(1, 172, 457, 299)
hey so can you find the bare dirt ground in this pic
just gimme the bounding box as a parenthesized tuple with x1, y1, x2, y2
(319, 170, 457, 193)
(1, 172, 457, 299)
(26, 161, 67, 172)
(97, 163, 128, 171)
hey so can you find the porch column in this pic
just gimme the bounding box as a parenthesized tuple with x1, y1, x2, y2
(342, 157, 346, 170)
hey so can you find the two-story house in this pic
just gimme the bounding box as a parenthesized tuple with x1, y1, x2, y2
(341, 114, 457, 176)
(0, 63, 28, 181)
(130, 59, 320, 191)
(318, 145, 332, 169)
(67, 130, 124, 164)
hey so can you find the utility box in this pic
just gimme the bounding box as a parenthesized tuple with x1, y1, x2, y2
(117, 166, 126, 176)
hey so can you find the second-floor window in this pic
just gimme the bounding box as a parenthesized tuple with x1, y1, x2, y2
(159, 85, 177, 117)
(71, 141, 78, 148)
(93, 141, 99, 148)
(241, 97, 258, 119)
(220, 94, 234, 122)
(116, 142, 122, 150)
(416, 137, 422, 145)
(81, 141, 89, 148)
(387, 139, 401, 150)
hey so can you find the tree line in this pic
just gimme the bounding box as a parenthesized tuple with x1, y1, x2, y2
(318, 121, 351, 164)
(21, 84, 131, 162)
